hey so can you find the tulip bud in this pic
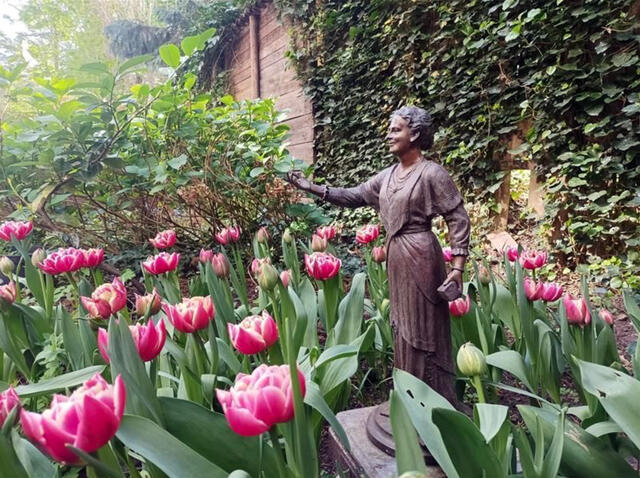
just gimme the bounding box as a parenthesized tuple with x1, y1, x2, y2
(31, 248, 46, 267)
(280, 269, 291, 288)
(199, 249, 214, 263)
(0, 256, 14, 276)
(256, 227, 269, 244)
(135, 289, 162, 316)
(456, 342, 487, 377)
(211, 253, 230, 278)
(258, 262, 279, 291)
(311, 234, 328, 252)
(372, 246, 386, 263)
(477, 266, 490, 285)
(380, 298, 390, 317)
(599, 308, 614, 326)
(283, 228, 293, 244)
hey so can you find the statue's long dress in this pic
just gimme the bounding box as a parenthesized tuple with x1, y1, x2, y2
(325, 159, 470, 403)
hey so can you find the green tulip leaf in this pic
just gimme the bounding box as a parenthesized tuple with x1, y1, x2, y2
(15, 365, 104, 397)
(390, 390, 428, 475)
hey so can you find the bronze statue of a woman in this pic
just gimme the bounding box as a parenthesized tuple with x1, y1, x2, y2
(288, 105, 470, 419)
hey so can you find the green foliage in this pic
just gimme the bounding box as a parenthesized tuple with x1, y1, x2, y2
(276, 0, 639, 260)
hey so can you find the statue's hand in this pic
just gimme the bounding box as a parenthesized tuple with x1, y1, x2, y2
(286, 170, 312, 192)
(443, 269, 463, 292)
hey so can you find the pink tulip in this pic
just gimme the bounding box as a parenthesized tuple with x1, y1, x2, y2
(0, 281, 17, 305)
(449, 295, 471, 317)
(162, 296, 215, 333)
(356, 224, 380, 245)
(540, 282, 563, 302)
(311, 234, 328, 252)
(256, 227, 270, 244)
(228, 311, 278, 355)
(524, 277, 543, 301)
(216, 364, 306, 436)
(149, 229, 176, 249)
(81, 248, 104, 269)
(134, 289, 162, 316)
(0, 387, 20, 428)
(216, 226, 241, 245)
(372, 246, 386, 263)
(305, 252, 341, 280)
(315, 225, 336, 240)
(280, 270, 291, 288)
(519, 250, 548, 270)
(20, 373, 125, 465)
(563, 293, 591, 326)
(81, 277, 127, 320)
(505, 246, 519, 262)
(442, 247, 453, 263)
(98, 320, 166, 363)
(0, 220, 33, 241)
(211, 253, 230, 278)
(199, 249, 214, 263)
(38, 248, 85, 275)
(142, 252, 180, 275)
(599, 308, 614, 326)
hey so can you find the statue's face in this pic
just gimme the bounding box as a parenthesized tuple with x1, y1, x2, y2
(386, 115, 416, 156)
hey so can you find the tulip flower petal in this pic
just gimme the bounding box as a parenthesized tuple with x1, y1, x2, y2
(225, 407, 271, 436)
(74, 394, 120, 454)
(41, 415, 81, 464)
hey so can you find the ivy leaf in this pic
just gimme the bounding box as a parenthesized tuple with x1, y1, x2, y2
(567, 177, 588, 188)
(611, 52, 638, 68)
(159, 44, 181, 69)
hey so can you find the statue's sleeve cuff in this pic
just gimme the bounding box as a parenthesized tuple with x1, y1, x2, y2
(450, 248, 469, 256)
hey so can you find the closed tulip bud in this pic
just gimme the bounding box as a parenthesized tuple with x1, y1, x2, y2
(283, 228, 293, 244)
(448, 295, 471, 317)
(0, 256, 14, 275)
(31, 248, 46, 266)
(524, 277, 543, 301)
(311, 234, 328, 252)
(380, 298, 390, 317)
(256, 227, 269, 244)
(599, 308, 614, 326)
(134, 289, 162, 316)
(372, 246, 386, 263)
(0, 387, 20, 428)
(456, 342, 487, 377)
(211, 253, 230, 278)
(199, 249, 214, 263)
(563, 293, 591, 327)
(215, 226, 242, 245)
(0, 282, 18, 305)
(477, 266, 491, 285)
(505, 246, 519, 262)
(280, 269, 291, 288)
(258, 262, 279, 291)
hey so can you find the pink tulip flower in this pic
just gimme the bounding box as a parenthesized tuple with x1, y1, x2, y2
(38, 248, 85, 275)
(199, 249, 214, 263)
(98, 320, 166, 363)
(142, 252, 180, 275)
(540, 282, 563, 302)
(372, 246, 386, 263)
(449, 295, 471, 317)
(162, 296, 215, 333)
(211, 253, 230, 278)
(524, 277, 543, 301)
(563, 293, 591, 326)
(135, 289, 162, 316)
(442, 247, 453, 263)
(280, 270, 291, 288)
(0, 281, 17, 305)
(315, 225, 336, 240)
(216, 226, 241, 245)
(505, 246, 519, 262)
(305, 252, 341, 280)
(80, 277, 127, 320)
(0, 387, 20, 427)
(216, 364, 306, 436)
(20, 373, 125, 465)
(519, 250, 548, 270)
(149, 229, 176, 249)
(311, 234, 328, 252)
(599, 308, 614, 326)
(81, 248, 104, 269)
(256, 227, 270, 244)
(228, 311, 278, 355)
(0, 220, 33, 241)
(356, 224, 380, 245)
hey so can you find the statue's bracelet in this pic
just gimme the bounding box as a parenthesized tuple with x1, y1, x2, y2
(321, 185, 330, 201)
(451, 266, 465, 273)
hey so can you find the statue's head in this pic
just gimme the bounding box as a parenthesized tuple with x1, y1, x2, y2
(389, 106, 434, 151)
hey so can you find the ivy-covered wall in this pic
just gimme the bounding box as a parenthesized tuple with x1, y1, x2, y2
(271, 0, 639, 261)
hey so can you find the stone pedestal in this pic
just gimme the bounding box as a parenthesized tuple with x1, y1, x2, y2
(327, 406, 446, 478)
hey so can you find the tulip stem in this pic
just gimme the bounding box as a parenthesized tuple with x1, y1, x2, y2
(471, 375, 486, 403)
(268, 428, 289, 477)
